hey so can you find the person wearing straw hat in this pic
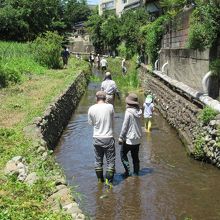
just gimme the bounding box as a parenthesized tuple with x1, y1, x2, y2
(143, 94, 154, 132)
(101, 72, 120, 105)
(118, 93, 142, 177)
(88, 91, 115, 188)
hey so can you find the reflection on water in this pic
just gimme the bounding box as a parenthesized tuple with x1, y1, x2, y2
(55, 81, 220, 220)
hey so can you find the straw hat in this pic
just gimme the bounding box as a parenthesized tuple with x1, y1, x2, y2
(126, 93, 139, 105)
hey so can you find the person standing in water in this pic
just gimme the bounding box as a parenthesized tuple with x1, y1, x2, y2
(143, 94, 154, 132)
(118, 93, 142, 177)
(88, 91, 115, 188)
(100, 56, 108, 73)
(101, 72, 120, 105)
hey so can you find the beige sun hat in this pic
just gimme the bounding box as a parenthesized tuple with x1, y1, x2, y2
(126, 93, 139, 105)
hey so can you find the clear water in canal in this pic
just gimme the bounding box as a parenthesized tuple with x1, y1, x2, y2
(55, 79, 220, 220)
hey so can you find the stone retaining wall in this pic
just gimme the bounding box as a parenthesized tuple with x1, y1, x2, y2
(35, 70, 90, 149)
(6, 70, 90, 219)
(140, 66, 220, 168)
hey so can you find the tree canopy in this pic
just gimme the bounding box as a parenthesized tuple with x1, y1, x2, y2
(0, 0, 91, 41)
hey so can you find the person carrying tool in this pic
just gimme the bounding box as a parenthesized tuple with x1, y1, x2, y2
(101, 72, 120, 105)
(118, 93, 142, 177)
(143, 94, 154, 132)
(88, 91, 115, 188)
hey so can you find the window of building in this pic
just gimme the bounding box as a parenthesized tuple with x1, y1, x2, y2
(102, 1, 114, 9)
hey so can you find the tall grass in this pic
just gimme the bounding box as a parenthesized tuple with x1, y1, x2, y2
(0, 41, 46, 87)
(0, 41, 31, 59)
(107, 56, 139, 92)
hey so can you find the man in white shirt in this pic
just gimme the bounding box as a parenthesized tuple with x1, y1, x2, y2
(88, 91, 115, 188)
(100, 57, 108, 72)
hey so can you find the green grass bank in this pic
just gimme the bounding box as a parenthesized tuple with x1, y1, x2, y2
(0, 56, 90, 219)
(0, 41, 46, 87)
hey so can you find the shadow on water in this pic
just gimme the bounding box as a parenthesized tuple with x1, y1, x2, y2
(55, 68, 220, 220)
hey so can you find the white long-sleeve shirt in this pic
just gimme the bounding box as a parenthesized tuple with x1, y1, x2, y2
(88, 103, 114, 138)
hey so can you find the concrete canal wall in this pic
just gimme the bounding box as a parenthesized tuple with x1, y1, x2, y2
(140, 65, 220, 168)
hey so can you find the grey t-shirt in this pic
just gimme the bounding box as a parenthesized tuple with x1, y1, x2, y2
(88, 103, 114, 138)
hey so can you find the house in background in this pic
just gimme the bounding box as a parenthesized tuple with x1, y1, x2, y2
(99, 0, 116, 15)
(99, 0, 161, 17)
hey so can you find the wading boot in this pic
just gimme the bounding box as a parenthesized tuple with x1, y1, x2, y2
(95, 168, 104, 183)
(133, 163, 140, 176)
(105, 170, 114, 189)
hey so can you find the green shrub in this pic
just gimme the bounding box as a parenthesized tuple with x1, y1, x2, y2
(187, 3, 220, 50)
(210, 59, 220, 76)
(194, 135, 205, 160)
(33, 31, 63, 69)
(198, 106, 218, 125)
(0, 64, 21, 87)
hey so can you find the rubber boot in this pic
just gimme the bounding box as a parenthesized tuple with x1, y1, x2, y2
(147, 120, 152, 132)
(95, 169, 104, 183)
(133, 163, 140, 176)
(105, 170, 114, 189)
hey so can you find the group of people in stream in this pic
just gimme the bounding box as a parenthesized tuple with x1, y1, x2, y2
(88, 70, 154, 189)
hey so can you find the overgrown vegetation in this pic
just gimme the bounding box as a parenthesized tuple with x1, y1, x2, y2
(0, 57, 90, 219)
(210, 58, 220, 76)
(193, 135, 205, 160)
(0, 31, 66, 87)
(141, 15, 169, 65)
(188, 0, 220, 51)
(107, 57, 140, 92)
(32, 31, 63, 69)
(0, 42, 46, 87)
(198, 106, 218, 125)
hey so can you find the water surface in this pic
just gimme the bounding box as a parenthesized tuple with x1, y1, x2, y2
(55, 78, 220, 220)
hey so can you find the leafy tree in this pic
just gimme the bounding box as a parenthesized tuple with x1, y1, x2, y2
(101, 15, 120, 53)
(63, 0, 91, 30)
(119, 8, 149, 58)
(0, 0, 65, 41)
(160, 0, 187, 12)
(85, 10, 105, 53)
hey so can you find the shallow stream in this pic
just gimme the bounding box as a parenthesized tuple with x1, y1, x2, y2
(55, 72, 220, 220)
